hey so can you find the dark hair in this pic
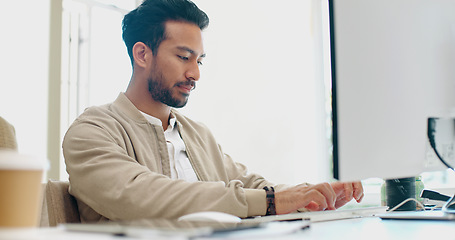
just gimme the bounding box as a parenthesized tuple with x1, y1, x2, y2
(122, 0, 209, 64)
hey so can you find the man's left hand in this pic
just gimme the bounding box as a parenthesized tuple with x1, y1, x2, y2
(330, 181, 364, 209)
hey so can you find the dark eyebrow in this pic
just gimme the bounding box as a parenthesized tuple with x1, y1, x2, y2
(177, 46, 206, 58)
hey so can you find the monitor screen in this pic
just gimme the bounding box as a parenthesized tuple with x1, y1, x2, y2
(329, 0, 455, 181)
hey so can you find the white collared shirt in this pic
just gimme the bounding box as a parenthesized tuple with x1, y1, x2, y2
(141, 112, 199, 182)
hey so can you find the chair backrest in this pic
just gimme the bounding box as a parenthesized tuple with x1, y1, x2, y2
(0, 116, 18, 150)
(45, 180, 81, 226)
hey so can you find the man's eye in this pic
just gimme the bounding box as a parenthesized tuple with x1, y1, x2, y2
(178, 55, 189, 61)
(197, 61, 203, 66)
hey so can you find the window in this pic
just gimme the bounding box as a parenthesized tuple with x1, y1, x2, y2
(58, 0, 135, 179)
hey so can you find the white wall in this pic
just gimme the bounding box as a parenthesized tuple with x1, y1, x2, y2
(181, 0, 331, 184)
(0, 1, 50, 159)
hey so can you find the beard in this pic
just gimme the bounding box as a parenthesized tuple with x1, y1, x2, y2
(147, 66, 195, 108)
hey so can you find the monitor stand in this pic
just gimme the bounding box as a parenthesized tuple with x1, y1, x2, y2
(384, 177, 416, 211)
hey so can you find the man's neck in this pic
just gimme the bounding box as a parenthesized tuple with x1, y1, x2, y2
(144, 107, 171, 130)
(125, 90, 171, 130)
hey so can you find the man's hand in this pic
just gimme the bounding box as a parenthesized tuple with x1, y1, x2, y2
(331, 181, 364, 209)
(274, 181, 364, 215)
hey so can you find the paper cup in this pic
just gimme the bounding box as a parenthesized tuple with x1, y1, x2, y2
(0, 150, 48, 227)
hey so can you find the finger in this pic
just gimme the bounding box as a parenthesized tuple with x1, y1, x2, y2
(305, 201, 320, 211)
(343, 182, 354, 201)
(352, 181, 364, 202)
(305, 189, 329, 211)
(311, 183, 336, 210)
(334, 195, 348, 209)
(356, 192, 364, 203)
(330, 182, 348, 197)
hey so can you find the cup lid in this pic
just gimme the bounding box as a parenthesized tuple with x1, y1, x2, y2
(0, 150, 49, 170)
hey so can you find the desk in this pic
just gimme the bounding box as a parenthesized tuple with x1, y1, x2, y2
(294, 217, 453, 240)
(1, 217, 454, 240)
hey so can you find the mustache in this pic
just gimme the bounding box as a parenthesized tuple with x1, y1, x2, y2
(175, 80, 196, 91)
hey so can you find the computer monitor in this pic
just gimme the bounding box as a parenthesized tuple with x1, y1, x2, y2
(329, 0, 455, 181)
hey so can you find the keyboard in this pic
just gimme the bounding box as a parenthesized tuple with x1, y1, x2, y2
(242, 206, 388, 223)
(379, 210, 455, 221)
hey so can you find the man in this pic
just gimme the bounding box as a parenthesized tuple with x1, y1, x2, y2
(63, 0, 363, 222)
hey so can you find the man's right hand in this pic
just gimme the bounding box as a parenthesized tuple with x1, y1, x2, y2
(274, 183, 337, 214)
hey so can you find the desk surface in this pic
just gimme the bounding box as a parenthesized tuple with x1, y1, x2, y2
(296, 217, 452, 240)
(1, 217, 454, 240)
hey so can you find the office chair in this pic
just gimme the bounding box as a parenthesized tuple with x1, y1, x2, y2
(0, 116, 18, 150)
(45, 180, 81, 226)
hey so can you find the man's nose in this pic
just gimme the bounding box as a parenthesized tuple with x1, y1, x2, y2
(185, 61, 200, 81)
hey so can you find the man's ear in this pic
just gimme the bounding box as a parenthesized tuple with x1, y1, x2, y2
(132, 42, 152, 69)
